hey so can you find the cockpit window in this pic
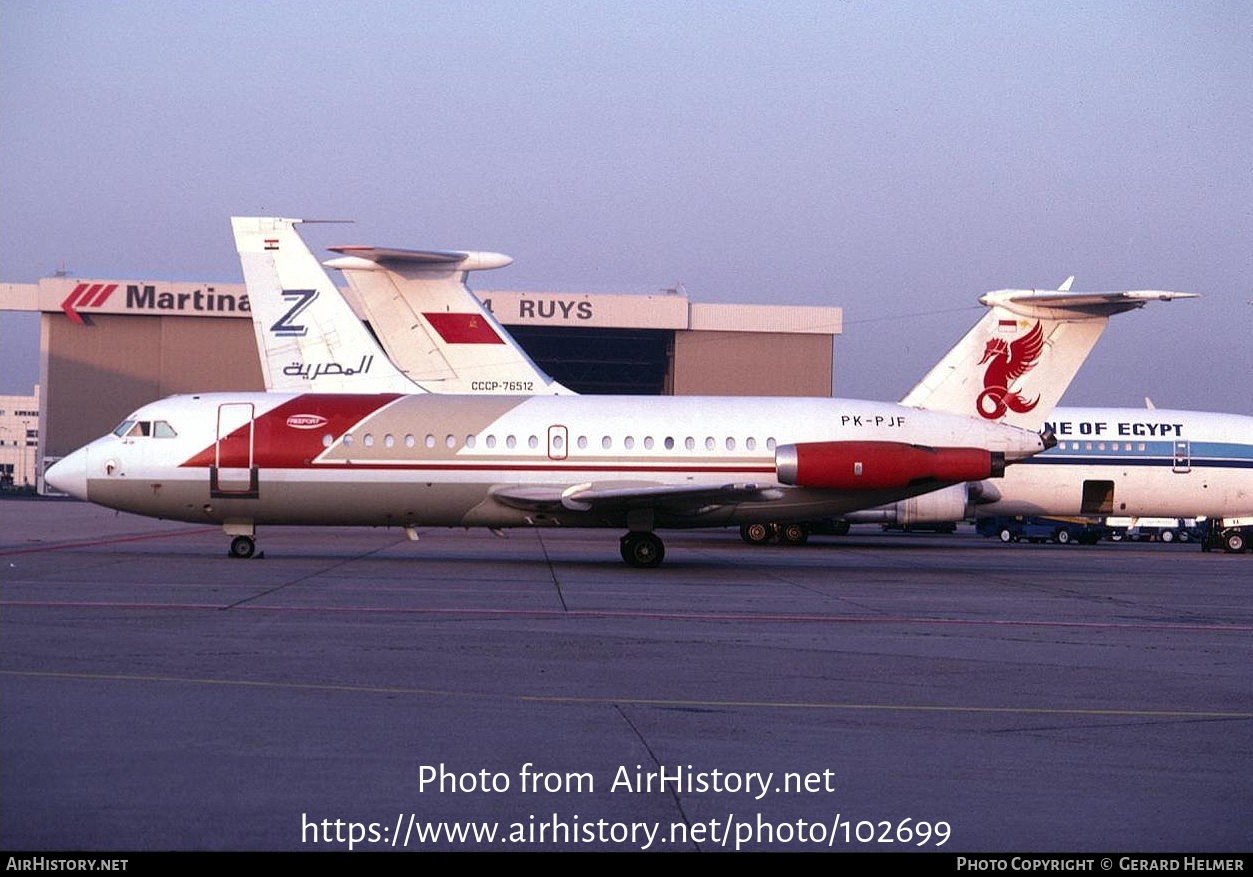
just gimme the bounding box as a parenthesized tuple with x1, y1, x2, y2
(113, 420, 176, 439)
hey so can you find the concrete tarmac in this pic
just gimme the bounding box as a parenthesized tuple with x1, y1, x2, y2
(2, 498, 1250, 851)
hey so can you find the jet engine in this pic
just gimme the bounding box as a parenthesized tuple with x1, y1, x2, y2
(843, 483, 971, 525)
(775, 441, 1005, 491)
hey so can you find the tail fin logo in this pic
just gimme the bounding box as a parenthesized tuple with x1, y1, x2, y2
(975, 321, 1044, 420)
(270, 289, 318, 337)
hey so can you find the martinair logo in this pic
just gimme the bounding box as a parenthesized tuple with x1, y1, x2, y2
(286, 414, 329, 430)
(975, 320, 1045, 420)
(60, 283, 119, 325)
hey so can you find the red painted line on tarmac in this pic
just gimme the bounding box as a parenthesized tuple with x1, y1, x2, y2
(0, 527, 220, 558)
(1, 598, 1248, 633)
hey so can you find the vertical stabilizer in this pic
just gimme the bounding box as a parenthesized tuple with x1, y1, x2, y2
(900, 287, 1195, 428)
(325, 247, 574, 395)
(231, 217, 423, 394)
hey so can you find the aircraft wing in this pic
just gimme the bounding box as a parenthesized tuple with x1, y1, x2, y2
(492, 482, 784, 514)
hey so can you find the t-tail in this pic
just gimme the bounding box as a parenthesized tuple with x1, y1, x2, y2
(323, 246, 574, 395)
(231, 216, 424, 394)
(900, 283, 1196, 429)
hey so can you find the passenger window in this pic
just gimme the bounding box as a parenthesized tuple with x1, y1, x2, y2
(506, 435, 517, 449)
(577, 436, 588, 450)
(364, 434, 375, 447)
(465, 435, 476, 449)
(384, 434, 395, 448)
(446, 435, 457, 449)
(405, 434, 416, 448)
(624, 436, 635, 450)
(528, 435, 538, 449)
(746, 437, 756, 451)
(486, 435, 497, 449)
(322, 434, 333, 448)
(602, 436, 612, 450)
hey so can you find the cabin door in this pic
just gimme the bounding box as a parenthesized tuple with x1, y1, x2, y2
(1172, 440, 1191, 474)
(211, 403, 259, 498)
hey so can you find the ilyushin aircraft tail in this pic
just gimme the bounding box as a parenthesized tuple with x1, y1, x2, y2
(323, 247, 574, 395)
(231, 216, 423, 394)
(901, 283, 1196, 429)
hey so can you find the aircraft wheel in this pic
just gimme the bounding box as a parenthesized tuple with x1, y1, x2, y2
(1225, 532, 1246, 553)
(1055, 529, 1072, 545)
(620, 532, 665, 568)
(779, 523, 809, 546)
(229, 535, 257, 559)
(740, 523, 773, 545)
(1178, 530, 1191, 543)
(998, 528, 1013, 543)
(1160, 529, 1175, 543)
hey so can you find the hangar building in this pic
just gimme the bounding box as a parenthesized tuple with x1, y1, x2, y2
(0, 277, 841, 471)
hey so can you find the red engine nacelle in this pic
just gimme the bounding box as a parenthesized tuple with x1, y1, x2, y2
(776, 441, 1005, 490)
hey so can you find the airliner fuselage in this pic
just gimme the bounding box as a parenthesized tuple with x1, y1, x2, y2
(48, 391, 1046, 564)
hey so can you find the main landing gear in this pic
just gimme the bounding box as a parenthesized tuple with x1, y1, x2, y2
(224, 523, 260, 559)
(229, 534, 257, 559)
(620, 531, 665, 568)
(739, 522, 811, 546)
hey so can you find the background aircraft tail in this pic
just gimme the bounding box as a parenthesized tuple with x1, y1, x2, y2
(231, 217, 423, 394)
(900, 286, 1195, 428)
(324, 247, 574, 395)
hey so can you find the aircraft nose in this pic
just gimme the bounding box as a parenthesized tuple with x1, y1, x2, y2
(45, 447, 90, 500)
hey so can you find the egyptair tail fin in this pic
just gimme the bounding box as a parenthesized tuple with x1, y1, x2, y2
(323, 247, 575, 395)
(900, 284, 1196, 428)
(231, 217, 423, 394)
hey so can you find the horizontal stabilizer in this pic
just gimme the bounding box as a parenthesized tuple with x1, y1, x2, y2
(981, 289, 1197, 318)
(328, 247, 513, 272)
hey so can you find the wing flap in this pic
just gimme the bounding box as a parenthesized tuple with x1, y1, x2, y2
(492, 482, 784, 514)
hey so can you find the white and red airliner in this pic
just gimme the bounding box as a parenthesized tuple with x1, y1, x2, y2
(45, 221, 1191, 566)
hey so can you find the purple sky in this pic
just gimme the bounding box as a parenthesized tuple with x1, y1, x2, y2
(2, 2, 1250, 412)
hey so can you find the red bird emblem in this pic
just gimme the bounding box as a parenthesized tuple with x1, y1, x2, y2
(975, 321, 1044, 419)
